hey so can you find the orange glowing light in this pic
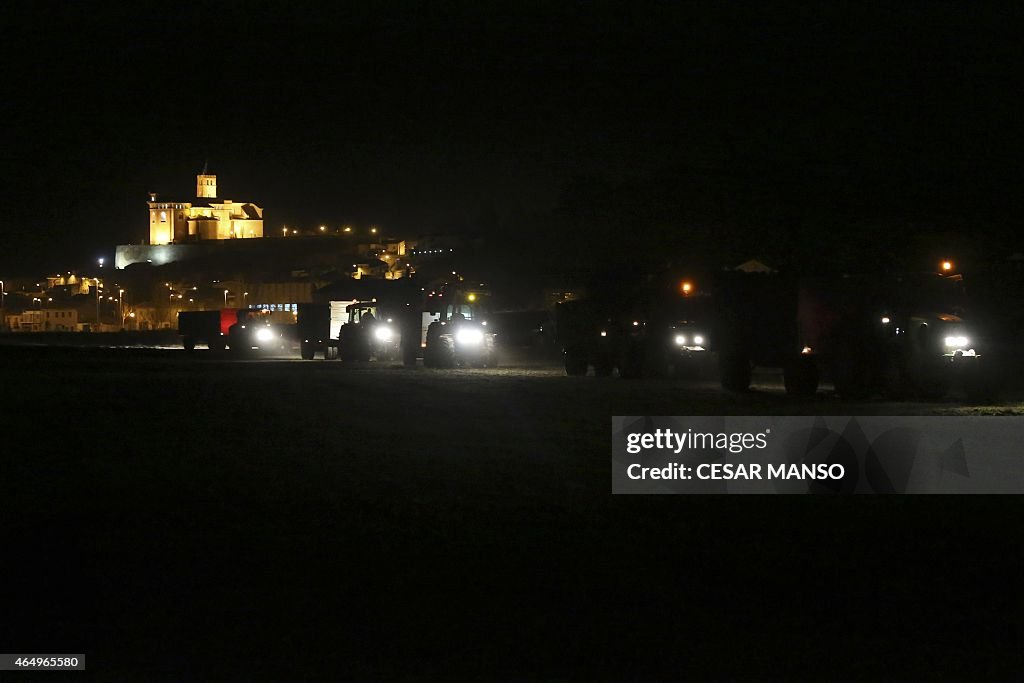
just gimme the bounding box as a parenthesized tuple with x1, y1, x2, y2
(941, 260, 953, 272)
(681, 281, 693, 295)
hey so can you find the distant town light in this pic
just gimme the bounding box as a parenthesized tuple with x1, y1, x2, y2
(941, 260, 953, 272)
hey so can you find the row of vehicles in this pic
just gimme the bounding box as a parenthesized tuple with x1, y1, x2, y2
(178, 279, 499, 368)
(296, 278, 497, 367)
(177, 307, 289, 355)
(554, 262, 996, 401)
(176, 260, 996, 400)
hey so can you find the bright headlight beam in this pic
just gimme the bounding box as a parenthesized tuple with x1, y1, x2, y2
(456, 328, 484, 345)
(675, 335, 686, 345)
(374, 325, 393, 341)
(256, 327, 275, 343)
(693, 335, 704, 345)
(944, 335, 969, 348)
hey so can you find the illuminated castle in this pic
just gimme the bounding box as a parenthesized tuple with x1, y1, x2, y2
(147, 171, 264, 245)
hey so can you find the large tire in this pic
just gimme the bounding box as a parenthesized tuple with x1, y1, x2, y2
(878, 352, 905, 400)
(424, 340, 454, 368)
(963, 357, 999, 403)
(300, 341, 315, 360)
(338, 324, 368, 363)
(564, 351, 587, 376)
(441, 342, 456, 368)
(784, 357, 819, 397)
(831, 344, 869, 400)
(340, 344, 368, 363)
(719, 352, 751, 392)
(911, 357, 950, 400)
(423, 345, 439, 367)
(593, 357, 615, 377)
(183, 336, 196, 353)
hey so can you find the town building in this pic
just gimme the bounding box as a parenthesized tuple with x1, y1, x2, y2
(148, 172, 264, 245)
(116, 171, 264, 268)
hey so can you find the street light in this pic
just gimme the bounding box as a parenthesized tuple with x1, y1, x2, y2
(0, 280, 5, 312)
(243, 291, 249, 307)
(224, 289, 229, 307)
(119, 289, 124, 328)
(98, 257, 104, 268)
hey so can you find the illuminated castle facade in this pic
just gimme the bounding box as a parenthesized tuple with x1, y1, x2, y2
(148, 172, 264, 245)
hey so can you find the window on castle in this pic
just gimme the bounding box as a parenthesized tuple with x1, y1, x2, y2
(160, 212, 167, 222)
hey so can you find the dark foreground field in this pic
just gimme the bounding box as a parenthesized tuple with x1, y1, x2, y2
(2, 347, 1022, 680)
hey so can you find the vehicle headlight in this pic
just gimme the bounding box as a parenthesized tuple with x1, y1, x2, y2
(944, 335, 969, 348)
(693, 335, 704, 345)
(675, 334, 686, 345)
(374, 325, 393, 341)
(256, 327, 275, 343)
(456, 327, 484, 345)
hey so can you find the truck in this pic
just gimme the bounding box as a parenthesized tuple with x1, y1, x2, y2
(178, 309, 238, 352)
(555, 276, 712, 378)
(694, 266, 994, 400)
(554, 264, 994, 400)
(297, 278, 499, 367)
(179, 308, 287, 355)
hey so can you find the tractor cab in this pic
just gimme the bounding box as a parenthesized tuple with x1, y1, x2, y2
(338, 300, 400, 361)
(421, 289, 498, 368)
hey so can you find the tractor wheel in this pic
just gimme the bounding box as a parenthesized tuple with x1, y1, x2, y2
(880, 353, 907, 400)
(963, 358, 999, 403)
(784, 357, 819, 397)
(183, 336, 196, 353)
(300, 342, 315, 360)
(424, 341, 454, 368)
(593, 358, 615, 377)
(564, 351, 587, 376)
(911, 357, 951, 400)
(718, 352, 751, 392)
(831, 344, 870, 400)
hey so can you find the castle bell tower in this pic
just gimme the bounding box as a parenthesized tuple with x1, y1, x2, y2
(196, 172, 217, 199)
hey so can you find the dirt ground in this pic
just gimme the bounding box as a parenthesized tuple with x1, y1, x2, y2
(2, 346, 1022, 680)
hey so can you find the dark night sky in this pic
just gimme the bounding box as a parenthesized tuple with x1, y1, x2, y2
(1, 2, 1021, 274)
